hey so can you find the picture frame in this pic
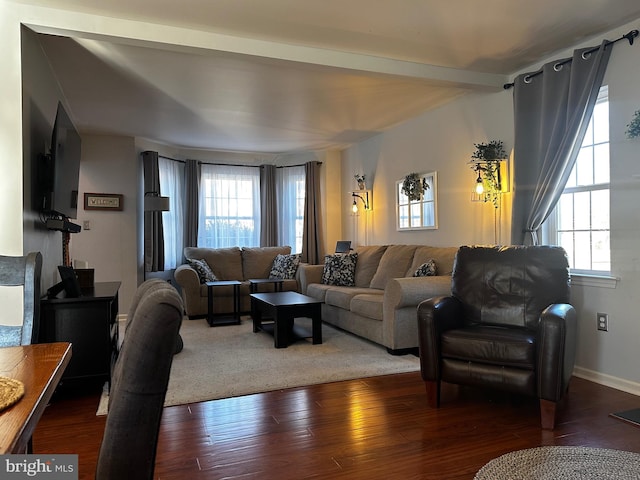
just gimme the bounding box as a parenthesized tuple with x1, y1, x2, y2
(84, 193, 123, 211)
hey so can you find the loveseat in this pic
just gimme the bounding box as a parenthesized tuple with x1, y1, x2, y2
(174, 246, 300, 318)
(298, 244, 458, 354)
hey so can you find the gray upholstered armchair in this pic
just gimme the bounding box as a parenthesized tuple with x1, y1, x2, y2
(417, 245, 577, 430)
(0, 252, 42, 347)
(96, 280, 184, 479)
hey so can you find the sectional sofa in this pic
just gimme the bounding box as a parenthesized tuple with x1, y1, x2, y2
(298, 244, 458, 354)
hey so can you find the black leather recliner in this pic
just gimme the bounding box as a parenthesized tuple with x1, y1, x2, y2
(417, 245, 577, 430)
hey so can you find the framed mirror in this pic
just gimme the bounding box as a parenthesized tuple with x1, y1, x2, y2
(396, 171, 437, 230)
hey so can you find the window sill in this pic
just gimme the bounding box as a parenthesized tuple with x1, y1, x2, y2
(570, 273, 619, 289)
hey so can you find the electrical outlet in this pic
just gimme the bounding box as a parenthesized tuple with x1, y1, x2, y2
(83, 220, 91, 231)
(597, 312, 609, 332)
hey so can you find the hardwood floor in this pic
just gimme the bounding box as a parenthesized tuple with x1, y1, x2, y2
(34, 373, 640, 479)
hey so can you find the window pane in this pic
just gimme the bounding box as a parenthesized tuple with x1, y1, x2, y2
(593, 144, 610, 184)
(591, 189, 609, 230)
(423, 202, 434, 226)
(573, 231, 591, 270)
(410, 203, 421, 227)
(557, 193, 574, 231)
(573, 191, 591, 230)
(398, 205, 409, 228)
(592, 231, 610, 271)
(575, 147, 593, 186)
(593, 101, 609, 144)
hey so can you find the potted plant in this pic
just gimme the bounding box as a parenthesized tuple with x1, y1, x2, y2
(471, 140, 508, 161)
(401, 173, 429, 201)
(354, 174, 366, 190)
(626, 110, 640, 139)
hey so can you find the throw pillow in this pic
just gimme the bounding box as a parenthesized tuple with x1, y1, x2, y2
(321, 253, 358, 286)
(187, 258, 218, 283)
(269, 254, 300, 279)
(413, 259, 437, 277)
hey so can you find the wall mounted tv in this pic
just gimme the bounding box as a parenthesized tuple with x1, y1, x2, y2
(37, 101, 82, 231)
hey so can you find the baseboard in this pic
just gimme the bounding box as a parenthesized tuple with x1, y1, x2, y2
(573, 366, 640, 396)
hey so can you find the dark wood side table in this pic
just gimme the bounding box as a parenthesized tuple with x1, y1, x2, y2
(205, 280, 241, 327)
(248, 278, 284, 293)
(250, 291, 322, 348)
(39, 281, 120, 387)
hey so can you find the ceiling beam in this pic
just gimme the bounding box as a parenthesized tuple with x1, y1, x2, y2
(24, 6, 507, 91)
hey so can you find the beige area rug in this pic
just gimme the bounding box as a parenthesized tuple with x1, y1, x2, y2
(475, 446, 640, 480)
(97, 316, 419, 415)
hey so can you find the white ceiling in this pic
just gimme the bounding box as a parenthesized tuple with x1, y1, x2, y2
(21, 0, 640, 153)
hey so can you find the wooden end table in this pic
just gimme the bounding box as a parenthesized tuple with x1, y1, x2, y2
(205, 280, 241, 327)
(250, 291, 322, 348)
(248, 278, 284, 293)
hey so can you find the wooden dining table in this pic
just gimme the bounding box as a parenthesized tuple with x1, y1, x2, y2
(0, 342, 71, 453)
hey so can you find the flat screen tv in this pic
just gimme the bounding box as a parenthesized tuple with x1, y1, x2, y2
(37, 101, 82, 221)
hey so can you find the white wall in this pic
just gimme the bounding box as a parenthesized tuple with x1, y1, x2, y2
(341, 89, 513, 248)
(341, 20, 640, 394)
(72, 134, 139, 314)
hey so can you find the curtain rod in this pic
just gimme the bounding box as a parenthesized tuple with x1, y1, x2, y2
(158, 155, 185, 163)
(197, 161, 322, 168)
(503, 29, 638, 90)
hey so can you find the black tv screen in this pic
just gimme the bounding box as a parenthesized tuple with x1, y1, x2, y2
(39, 102, 82, 219)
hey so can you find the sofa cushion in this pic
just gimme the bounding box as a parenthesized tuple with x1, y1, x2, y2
(442, 326, 536, 369)
(322, 253, 357, 286)
(187, 258, 218, 283)
(325, 286, 377, 310)
(242, 246, 291, 280)
(354, 245, 388, 287)
(369, 245, 417, 289)
(350, 293, 384, 321)
(413, 259, 437, 277)
(185, 246, 242, 281)
(306, 283, 333, 302)
(269, 254, 300, 279)
(407, 246, 458, 277)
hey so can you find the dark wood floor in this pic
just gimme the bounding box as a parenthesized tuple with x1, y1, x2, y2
(34, 373, 640, 479)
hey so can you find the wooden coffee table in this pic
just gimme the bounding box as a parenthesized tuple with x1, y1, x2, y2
(250, 291, 322, 348)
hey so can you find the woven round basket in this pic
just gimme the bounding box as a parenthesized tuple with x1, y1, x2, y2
(0, 376, 25, 412)
(475, 446, 640, 480)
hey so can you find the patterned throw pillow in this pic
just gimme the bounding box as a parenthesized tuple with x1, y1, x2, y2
(187, 258, 218, 283)
(321, 253, 358, 286)
(269, 254, 301, 279)
(413, 259, 437, 277)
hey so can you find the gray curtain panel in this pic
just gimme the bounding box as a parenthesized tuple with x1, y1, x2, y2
(184, 159, 199, 249)
(142, 150, 165, 271)
(260, 164, 278, 247)
(302, 161, 323, 264)
(510, 41, 611, 245)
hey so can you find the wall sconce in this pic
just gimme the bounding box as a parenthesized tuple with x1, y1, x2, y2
(351, 191, 371, 213)
(144, 191, 170, 212)
(469, 160, 507, 208)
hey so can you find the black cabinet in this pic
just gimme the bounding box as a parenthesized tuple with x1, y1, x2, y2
(40, 281, 120, 385)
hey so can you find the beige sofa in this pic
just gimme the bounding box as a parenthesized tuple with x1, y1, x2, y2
(298, 245, 458, 354)
(174, 246, 299, 318)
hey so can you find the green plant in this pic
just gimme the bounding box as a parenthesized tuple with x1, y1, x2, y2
(401, 173, 428, 201)
(626, 110, 640, 139)
(471, 140, 508, 161)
